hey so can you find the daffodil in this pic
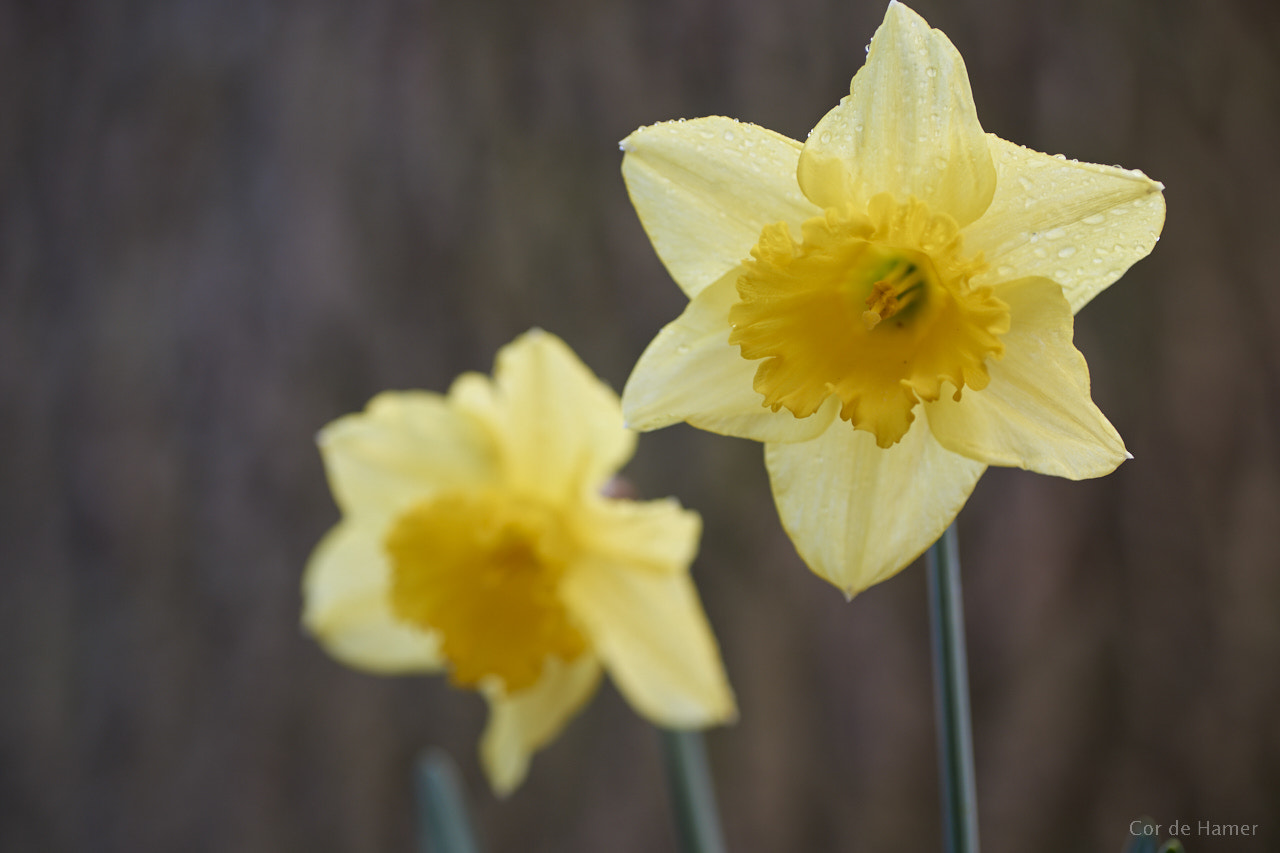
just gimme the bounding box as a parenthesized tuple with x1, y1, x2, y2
(620, 2, 1165, 597)
(303, 329, 735, 794)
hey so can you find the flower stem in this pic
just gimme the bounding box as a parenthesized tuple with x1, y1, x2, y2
(416, 749, 481, 853)
(660, 728, 727, 853)
(927, 523, 980, 853)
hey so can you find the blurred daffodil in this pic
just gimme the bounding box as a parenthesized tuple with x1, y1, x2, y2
(304, 330, 735, 794)
(620, 2, 1165, 597)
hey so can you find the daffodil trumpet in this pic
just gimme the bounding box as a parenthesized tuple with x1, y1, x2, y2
(619, 1, 1165, 598)
(303, 330, 735, 795)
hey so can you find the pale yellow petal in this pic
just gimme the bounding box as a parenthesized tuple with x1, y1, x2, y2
(302, 521, 444, 673)
(622, 273, 840, 442)
(572, 496, 701, 577)
(318, 390, 498, 521)
(925, 277, 1127, 479)
(560, 557, 736, 727)
(797, 2, 995, 227)
(966, 136, 1165, 313)
(479, 655, 602, 796)
(473, 329, 635, 503)
(765, 418, 986, 596)
(621, 117, 820, 298)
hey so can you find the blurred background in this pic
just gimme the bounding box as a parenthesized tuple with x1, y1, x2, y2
(3, 0, 1278, 850)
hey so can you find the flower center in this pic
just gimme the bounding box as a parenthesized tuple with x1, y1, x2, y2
(728, 194, 1011, 447)
(384, 489, 587, 692)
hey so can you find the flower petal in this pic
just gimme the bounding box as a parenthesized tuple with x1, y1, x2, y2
(319, 391, 498, 521)
(302, 521, 444, 673)
(765, 418, 986, 596)
(480, 655, 602, 796)
(622, 273, 840, 442)
(573, 496, 701, 577)
(797, 1, 995, 227)
(463, 330, 636, 504)
(966, 136, 1165, 313)
(925, 276, 1127, 478)
(560, 557, 736, 727)
(621, 117, 820, 298)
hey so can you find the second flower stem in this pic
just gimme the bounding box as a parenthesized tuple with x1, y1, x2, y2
(661, 728, 727, 853)
(927, 523, 980, 853)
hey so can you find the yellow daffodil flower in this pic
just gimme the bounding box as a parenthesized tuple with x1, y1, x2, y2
(619, 2, 1165, 597)
(303, 329, 735, 794)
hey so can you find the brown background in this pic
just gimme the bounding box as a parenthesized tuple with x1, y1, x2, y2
(4, 0, 1279, 850)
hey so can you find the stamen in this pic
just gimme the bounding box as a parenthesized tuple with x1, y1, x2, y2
(862, 261, 924, 329)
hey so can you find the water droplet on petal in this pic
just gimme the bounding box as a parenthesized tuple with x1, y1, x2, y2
(820, 131, 832, 143)
(1057, 246, 1077, 258)
(1082, 213, 1106, 225)
(926, 66, 937, 77)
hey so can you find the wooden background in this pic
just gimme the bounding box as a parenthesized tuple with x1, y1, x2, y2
(3, 0, 1279, 850)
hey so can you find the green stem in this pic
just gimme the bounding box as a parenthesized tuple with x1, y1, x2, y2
(416, 749, 481, 853)
(660, 728, 727, 853)
(927, 524, 980, 853)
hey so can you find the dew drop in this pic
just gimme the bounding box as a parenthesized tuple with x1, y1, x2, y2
(1033, 247, 1049, 259)
(1057, 246, 1077, 258)
(996, 265, 1015, 277)
(1044, 227, 1066, 240)
(1082, 213, 1106, 225)
(926, 66, 937, 77)
(723, 129, 735, 141)
(820, 131, 832, 144)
